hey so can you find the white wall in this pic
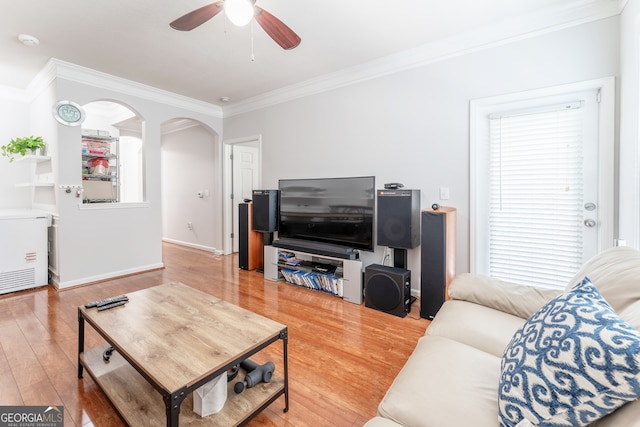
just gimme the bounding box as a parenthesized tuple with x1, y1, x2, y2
(223, 17, 621, 290)
(0, 91, 38, 209)
(47, 75, 223, 288)
(161, 123, 219, 251)
(619, 0, 640, 248)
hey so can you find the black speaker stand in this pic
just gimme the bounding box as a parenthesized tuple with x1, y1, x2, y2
(262, 232, 274, 246)
(392, 248, 416, 311)
(393, 248, 407, 270)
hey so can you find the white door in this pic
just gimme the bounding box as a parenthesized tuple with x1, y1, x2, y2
(231, 142, 260, 253)
(471, 80, 614, 288)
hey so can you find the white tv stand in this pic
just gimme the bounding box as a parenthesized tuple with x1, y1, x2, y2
(264, 245, 363, 304)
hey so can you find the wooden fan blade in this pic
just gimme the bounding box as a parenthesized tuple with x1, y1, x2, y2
(170, 1, 225, 31)
(254, 6, 301, 50)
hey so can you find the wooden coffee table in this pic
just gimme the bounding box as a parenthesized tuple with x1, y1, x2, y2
(78, 282, 288, 426)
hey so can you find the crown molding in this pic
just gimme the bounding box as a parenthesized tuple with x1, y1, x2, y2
(27, 59, 223, 118)
(160, 118, 203, 135)
(224, 0, 623, 117)
(0, 84, 30, 102)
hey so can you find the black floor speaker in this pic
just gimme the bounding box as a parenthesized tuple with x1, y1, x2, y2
(365, 264, 411, 318)
(377, 189, 420, 249)
(252, 189, 279, 232)
(420, 207, 456, 319)
(239, 202, 263, 270)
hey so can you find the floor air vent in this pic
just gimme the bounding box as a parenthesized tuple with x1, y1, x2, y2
(0, 268, 36, 293)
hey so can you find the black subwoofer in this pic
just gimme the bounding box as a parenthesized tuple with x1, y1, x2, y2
(365, 264, 411, 317)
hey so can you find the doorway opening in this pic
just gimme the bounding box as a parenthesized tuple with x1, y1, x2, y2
(223, 136, 262, 254)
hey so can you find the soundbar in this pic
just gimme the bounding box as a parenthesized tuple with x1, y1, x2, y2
(272, 238, 359, 260)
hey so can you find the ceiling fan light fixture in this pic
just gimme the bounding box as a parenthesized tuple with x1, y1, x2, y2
(225, 0, 254, 27)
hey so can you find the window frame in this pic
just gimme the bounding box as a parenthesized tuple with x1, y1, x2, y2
(469, 77, 615, 281)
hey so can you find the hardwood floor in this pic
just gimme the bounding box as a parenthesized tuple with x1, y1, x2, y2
(0, 242, 429, 426)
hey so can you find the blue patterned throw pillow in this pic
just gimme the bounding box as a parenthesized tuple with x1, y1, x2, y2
(498, 277, 640, 427)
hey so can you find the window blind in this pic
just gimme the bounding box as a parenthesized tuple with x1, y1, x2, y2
(488, 103, 584, 288)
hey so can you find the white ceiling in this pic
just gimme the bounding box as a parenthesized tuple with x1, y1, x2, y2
(0, 0, 623, 107)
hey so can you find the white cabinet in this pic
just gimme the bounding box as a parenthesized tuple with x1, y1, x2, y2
(0, 210, 50, 294)
(264, 245, 363, 304)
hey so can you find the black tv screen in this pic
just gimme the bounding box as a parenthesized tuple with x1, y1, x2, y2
(278, 176, 375, 251)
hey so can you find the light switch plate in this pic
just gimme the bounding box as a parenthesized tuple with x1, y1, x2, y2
(439, 187, 450, 200)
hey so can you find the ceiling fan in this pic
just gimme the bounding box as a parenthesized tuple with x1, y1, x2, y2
(170, 0, 301, 50)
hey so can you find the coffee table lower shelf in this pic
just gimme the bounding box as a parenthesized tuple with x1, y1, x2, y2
(80, 345, 286, 426)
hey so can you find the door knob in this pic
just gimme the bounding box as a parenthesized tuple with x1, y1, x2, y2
(584, 219, 596, 228)
(584, 202, 596, 211)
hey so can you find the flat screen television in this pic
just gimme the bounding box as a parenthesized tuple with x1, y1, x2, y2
(278, 176, 375, 251)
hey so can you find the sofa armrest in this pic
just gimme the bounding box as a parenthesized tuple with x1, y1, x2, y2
(448, 273, 562, 319)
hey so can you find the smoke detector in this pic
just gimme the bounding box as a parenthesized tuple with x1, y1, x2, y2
(18, 34, 39, 47)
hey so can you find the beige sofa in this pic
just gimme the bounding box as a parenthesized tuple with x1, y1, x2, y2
(365, 247, 640, 427)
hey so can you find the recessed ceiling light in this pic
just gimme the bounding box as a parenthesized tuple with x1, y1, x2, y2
(18, 34, 39, 47)
(220, 97, 231, 102)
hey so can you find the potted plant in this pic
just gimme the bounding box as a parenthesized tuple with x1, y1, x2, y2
(1, 136, 46, 162)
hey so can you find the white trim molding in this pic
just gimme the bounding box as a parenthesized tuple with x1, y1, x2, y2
(222, 135, 263, 255)
(51, 262, 165, 290)
(28, 59, 223, 118)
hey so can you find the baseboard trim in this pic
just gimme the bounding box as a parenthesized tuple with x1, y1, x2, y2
(53, 263, 165, 290)
(162, 238, 218, 253)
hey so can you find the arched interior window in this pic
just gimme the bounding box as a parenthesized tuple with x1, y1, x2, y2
(82, 101, 143, 203)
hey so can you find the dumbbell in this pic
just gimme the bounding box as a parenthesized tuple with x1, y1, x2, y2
(234, 359, 275, 393)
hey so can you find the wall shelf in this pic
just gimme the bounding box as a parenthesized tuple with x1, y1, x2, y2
(12, 154, 54, 190)
(15, 182, 55, 188)
(14, 155, 51, 163)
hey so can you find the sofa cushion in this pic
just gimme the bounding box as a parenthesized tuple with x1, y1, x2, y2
(449, 273, 561, 319)
(427, 300, 526, 357)
(498, 277, 640, 427)
(363, 416, 403, 427)
(621, 300, 640, 331)
(378, 334, 502, 427)
(567, 246, 640, 315)
(589, 398, 640, 427)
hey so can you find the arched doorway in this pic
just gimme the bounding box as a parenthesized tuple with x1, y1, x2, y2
(161, 118, 221, 252)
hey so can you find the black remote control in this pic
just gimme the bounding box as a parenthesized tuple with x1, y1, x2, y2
(85, 295, 129, 309)
(97, 300, 127, 311)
